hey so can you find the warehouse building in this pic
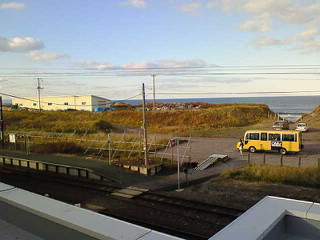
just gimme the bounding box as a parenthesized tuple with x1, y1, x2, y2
(12, 95, 111, 112)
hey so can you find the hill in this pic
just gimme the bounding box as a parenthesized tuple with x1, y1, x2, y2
(4, 103, 273, 133)
(300, 105, 320, 127)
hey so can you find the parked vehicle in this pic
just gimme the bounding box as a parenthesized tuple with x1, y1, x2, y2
(295, 123, 308, 132)
(236, 130, 303, 155)
(272, 120, 289, 130)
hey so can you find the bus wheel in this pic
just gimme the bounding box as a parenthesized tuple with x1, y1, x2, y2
(280, 148, 287, 155)
(249, 146, 256, 153)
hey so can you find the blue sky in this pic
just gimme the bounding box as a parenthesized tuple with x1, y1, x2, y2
(1, 0, 320, 100)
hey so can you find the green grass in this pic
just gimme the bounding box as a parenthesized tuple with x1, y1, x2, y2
(222, 164, 320, 188)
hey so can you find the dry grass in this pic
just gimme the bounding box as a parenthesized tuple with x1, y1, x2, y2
(17, 131, 169, 159)
(222, 164, 320, 188)
(4, 103, 272, 134)
(301, 105, 320, 127)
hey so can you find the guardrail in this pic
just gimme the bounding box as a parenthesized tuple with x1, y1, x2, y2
(0, 155, 114, 182)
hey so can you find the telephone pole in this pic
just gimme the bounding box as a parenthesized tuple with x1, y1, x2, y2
(37, 78, 43, 112)
(0, 97, 4, 148)
(151, 75, 156, 111)
(142, 83, 148, 165)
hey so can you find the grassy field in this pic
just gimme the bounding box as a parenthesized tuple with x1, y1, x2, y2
(4, 103, 273, 134)
(301, 105, 320, 127)
(222, 164, 320, 188)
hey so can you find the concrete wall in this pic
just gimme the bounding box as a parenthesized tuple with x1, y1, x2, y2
(0, 182, 181, 240)
(12, 95, 111, 112)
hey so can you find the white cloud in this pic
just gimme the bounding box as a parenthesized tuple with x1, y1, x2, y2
(156, 59, 208, 68)
(77, 59, 209, 70)
(178, 3, 201, 16)
(121, 61, 158, 69)
(0, 2, 25, 9)
(122, 0, 147, 8)
(248, 28, 320, 54)
(294, 39, 320, 54)
(240, 13, 272, 32)
(0, 36, 44, 52)
(210, 0, 320, 32)
(75, 61, 116, 69)
(250, 37, 285, 48)
(291, 29, 319, 42)
(242, 0, 293, 14)
(206, 1, 216, 8)
(294, 40, 320, 54)
(27, 50, 69, 63)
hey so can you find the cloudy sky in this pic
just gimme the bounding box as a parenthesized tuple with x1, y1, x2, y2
(1, 0, 320, 100)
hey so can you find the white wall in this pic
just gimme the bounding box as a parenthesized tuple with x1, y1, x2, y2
(12, 95, 111, 112)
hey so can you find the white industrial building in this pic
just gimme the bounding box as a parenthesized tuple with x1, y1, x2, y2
(12, 95, 111, 112)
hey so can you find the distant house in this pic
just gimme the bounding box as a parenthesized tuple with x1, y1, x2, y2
(12, 95, 111, 112)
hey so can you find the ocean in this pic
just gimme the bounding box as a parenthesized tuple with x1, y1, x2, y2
(126, 95, 320, 114)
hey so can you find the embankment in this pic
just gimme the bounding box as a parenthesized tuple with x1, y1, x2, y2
(4, 103, 272, 133)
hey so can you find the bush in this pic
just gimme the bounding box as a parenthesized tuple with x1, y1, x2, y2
(34, 142, 84, 154)
(221, 164, 320, 188)
(93, 120, 113, 132)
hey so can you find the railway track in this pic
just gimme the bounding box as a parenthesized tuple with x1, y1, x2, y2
(0, 166, 245, 239)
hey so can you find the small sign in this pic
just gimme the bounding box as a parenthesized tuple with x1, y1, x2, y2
(271, 141, 282, 147)
(9, 134, 16, 143)
(169, 137, 179, 148)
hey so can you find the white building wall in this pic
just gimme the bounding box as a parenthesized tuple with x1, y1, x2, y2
(90, 95, 111, 111)
(12, 95, 111, 112)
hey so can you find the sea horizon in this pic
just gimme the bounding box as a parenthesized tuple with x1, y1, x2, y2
(124, 95, 320, 114)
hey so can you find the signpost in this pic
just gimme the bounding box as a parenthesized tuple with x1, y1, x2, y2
(108, 134, 111, 165)
(169, 137, 181, 190)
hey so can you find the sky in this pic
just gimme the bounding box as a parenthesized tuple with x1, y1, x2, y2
(1, 0, 320, 101)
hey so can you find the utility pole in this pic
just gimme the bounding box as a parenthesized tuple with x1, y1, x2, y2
(0, 97, 4, 148)
(177, 138, 180, 190)
(37, 78, 43, 112)
(142, 83, 148, 165)
(151, 75, 156, 111)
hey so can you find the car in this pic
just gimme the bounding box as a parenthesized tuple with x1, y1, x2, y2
(295, 123, 308, 132)
(272, 120, 289, 130)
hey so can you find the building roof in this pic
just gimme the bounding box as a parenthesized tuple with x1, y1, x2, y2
(211, 196, 320, 240)
(13, 95, 111, 101)
(0, 182, 181, 240)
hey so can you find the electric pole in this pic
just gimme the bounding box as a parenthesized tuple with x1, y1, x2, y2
(151, 75, 156, 111)
(37, 78, 43, 112)
(0, 97, 4, 148)
(142, 83, 148, 165)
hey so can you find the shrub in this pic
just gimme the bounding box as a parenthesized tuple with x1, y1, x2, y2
(34, 142, 84, 154)
(221, 164, 320, 188)
(93, 120, 113, 132)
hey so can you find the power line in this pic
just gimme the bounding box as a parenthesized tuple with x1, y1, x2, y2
(1, 64, 320, 70)
(156, 90, 320, 95)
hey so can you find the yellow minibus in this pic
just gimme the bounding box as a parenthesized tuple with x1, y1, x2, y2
(237, 130, 302, 155)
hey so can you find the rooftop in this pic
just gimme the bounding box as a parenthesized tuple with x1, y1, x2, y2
(0, 182, 181, 240)
(211, 196, 320, 240)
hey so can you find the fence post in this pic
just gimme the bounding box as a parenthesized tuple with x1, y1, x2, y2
(154, 134, 157, 159)
(280, 155, 283, 166)
(247, 153, 251, 165)
(299, 157, 302, 168)
(263, 153, 266, 165)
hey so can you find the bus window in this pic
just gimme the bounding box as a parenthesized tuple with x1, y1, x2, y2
(269, 133, 281, 141)
(283, 134, 295, 142)
(261, 133, 267, 141)
(248, 133, 260, 140)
